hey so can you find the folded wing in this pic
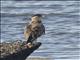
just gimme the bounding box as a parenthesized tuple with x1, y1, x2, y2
(24, 24, 45, 43)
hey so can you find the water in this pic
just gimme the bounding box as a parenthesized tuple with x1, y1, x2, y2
(1, 1, 80, 60)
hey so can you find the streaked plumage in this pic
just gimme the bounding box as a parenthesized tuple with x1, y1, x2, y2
(24, 14, 45, 45)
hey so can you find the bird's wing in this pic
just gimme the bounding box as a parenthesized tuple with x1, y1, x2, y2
(25, 24, 45, 43)
(31, 24, 45, 38)
(24, 24, 32, 40)
(24, 24, 34, 43)
(26, 26, 40, 43)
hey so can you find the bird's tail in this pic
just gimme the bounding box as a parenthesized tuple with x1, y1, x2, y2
(26, 34, 33, 44)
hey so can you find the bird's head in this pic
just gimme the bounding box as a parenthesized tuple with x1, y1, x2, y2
(31, 14, 42, 23)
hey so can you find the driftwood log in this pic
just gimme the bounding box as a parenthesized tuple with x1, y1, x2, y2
(0, 42, 41, 60)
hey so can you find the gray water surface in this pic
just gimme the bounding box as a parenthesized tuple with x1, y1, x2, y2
(1, 1, 80, 60)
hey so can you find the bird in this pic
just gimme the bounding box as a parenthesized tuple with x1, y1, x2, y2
(24, 14, 45, 48)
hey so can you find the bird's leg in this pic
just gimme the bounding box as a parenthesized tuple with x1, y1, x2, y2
(24, 42, 33, 48)
(26, 43, 33, 48)
(26, 39, 37, 48)
(26, 39, 34, 48)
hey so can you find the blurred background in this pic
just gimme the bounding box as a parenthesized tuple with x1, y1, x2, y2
(1, 1, 80, 60)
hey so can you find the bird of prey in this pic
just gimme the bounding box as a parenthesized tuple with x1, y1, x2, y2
(24, 14, 45, 48)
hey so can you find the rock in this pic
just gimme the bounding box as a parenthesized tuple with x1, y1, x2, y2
(0, 40, 41, 60)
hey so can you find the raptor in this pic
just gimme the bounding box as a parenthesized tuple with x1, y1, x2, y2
(24, 14, 45, 48)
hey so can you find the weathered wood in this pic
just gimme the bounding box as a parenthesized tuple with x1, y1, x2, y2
(0, 42, 41, 60)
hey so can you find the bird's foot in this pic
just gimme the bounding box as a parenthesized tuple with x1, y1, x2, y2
(25, 43, 33, 48)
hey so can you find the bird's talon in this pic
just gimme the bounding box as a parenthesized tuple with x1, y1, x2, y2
(26, 43, 33, 48)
